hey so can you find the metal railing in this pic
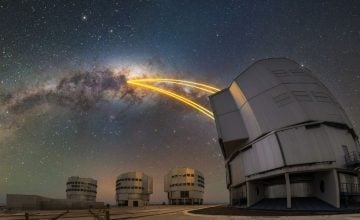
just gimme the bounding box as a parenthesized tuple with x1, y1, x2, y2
(340, 183, 360, 194)
(344, 151, 360, 166)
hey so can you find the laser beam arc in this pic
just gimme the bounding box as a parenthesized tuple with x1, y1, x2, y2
(128, 78, 220, 93)
(128, 79, 215, 93)
(127, 81, 214, 120)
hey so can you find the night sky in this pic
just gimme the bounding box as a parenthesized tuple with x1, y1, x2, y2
(0, 0, 360, 204)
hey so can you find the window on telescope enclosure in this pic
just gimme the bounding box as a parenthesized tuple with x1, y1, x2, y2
(181, 191, 189, 198)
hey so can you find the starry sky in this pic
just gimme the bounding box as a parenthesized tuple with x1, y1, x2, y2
(0, 0, 360, 204)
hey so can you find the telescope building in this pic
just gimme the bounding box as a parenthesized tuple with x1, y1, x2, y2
(66, 176, 98, 202)
(209, 58, 360, 210)
(115, 171, 153, 207)
(164, 167, 205, 205)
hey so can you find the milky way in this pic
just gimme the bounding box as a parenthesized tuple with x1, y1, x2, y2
(2, 69, 133, 113)
(0, 66, 212, 134)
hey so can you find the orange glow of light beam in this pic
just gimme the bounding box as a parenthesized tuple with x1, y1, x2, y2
(128, 79, 215, 93)
(127, 81, 214, 120)
(128, 78, 220, 93)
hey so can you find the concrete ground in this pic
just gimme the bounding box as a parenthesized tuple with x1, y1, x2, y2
(0, 205, 360, 219)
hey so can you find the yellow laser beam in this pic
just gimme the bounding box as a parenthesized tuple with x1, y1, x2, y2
(127, 81, 214, 120)
(128, 81, 213, 115)
(128, 78, 220, 92)
(128, 79, 215, 93)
